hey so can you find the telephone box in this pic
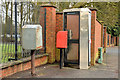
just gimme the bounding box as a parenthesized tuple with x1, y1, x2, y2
(63, 8, 91, 69)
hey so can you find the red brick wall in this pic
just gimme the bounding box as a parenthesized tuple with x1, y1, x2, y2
(90, 9, 102, 65)
(1, 56, 48, 78)
(103, 27, 115, 48)
(95, 20, 101, 56)
(104, 29, 118, 47)
(56, 13, 63, 33)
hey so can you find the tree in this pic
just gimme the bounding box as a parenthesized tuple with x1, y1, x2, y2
(94, 2, 118, 27)
(4, 2, 10, 39)
(10, 2, 13, 40)
(58, 2, 71, 12)
(73, 2, 118, 27)
(73, 2, 119, 36)
(111, 26, 120, 37)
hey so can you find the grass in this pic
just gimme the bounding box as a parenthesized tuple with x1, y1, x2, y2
(0, 43, 22, 63)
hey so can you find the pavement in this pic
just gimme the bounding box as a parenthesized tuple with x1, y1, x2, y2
(4, 46, 119, 78)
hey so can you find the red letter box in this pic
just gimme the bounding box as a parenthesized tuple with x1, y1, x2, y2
(56, 31, 68, 48)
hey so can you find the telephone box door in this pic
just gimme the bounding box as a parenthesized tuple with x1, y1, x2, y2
(64, 11, 80, 65)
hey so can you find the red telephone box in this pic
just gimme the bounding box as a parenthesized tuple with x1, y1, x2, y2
(56, 31, 68, 48)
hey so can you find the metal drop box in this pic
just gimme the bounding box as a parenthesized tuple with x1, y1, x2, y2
(22, 25, 43, 50)
(98, 47, 103, 63)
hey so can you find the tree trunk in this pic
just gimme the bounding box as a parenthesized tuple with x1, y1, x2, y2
(5, 2, 9, 41)
(10, 2, 13, 40)
(20, 2, 23, 45)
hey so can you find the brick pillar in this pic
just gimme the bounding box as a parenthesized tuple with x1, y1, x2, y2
(55, 12, 63, 62)
(104, 27, 107, 48)
(41, 4, 56, 63)
(90, 8, 97, 65)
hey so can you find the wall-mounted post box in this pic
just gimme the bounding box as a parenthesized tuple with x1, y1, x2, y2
(56, 31, 68, 69)
(22, 25, 43, 50)
(56, 31, 68, 49)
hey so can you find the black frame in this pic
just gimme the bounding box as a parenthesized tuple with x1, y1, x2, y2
(111, 36, 113, 44)
(63, 11, 80, 66)
(44, 8, 46, 53)
(107, 35, 109, 45)
(88, 11, 91, 66)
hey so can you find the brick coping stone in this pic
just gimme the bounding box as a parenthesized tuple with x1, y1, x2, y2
(40, 3, 57, 8)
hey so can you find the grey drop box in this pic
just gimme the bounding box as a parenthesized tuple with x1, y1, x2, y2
(22, 25, 43, 50)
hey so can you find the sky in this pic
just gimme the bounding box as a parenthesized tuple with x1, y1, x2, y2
(0, 2, 1, 17)
(0, 1, 2, 23)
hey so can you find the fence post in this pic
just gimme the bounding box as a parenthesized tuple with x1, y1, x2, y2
(44, 8, 46, 53)
(15, 0, 17, 60)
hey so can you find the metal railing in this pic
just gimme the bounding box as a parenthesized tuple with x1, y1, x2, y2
(1, 2, 46, 63)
